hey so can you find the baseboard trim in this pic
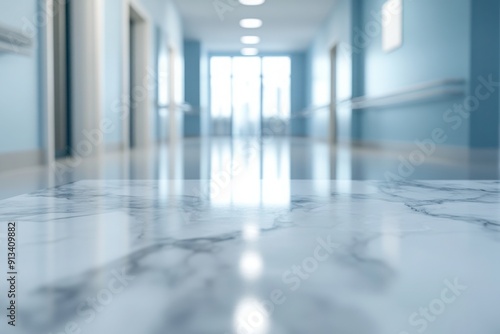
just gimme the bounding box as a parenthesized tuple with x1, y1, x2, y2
(351, 140, 499, 165)
(0, 149, 44, 172)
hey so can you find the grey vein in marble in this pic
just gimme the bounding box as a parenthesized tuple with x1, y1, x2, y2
(0, 180, 499, 334)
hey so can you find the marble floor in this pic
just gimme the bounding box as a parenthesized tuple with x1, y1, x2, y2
(0, 180, 499, 334)
(0, 138, 499, 333)
(0, 137, 498, 200)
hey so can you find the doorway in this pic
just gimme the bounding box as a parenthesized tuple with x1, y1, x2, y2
(53, 0, 71, 158)
(129, 17, 136, 148)
(125, 3, 151, 149)
(168, 46, 178, 143)
(329, 45, 338, 145)
(209, 56, 291, 137)
(155, 27, 170, 143)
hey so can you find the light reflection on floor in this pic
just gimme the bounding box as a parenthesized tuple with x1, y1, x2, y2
(0, 137, 498, 200)
(1, 179, 499, 334)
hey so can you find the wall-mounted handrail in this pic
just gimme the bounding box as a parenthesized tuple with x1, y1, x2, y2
(0, 24, 33, 55)
(301, 78, 467, 115)
(348, 78, 466, 110)
(157, 103, 197, 114)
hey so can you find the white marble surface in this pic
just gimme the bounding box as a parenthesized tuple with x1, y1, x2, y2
(0, 180, 499, 334)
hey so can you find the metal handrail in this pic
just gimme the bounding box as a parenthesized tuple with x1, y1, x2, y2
(301, 78, 466, 113)
(157, 103, 198, 114)
(349, 78, 466, 109)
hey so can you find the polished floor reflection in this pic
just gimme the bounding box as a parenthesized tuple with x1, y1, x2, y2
(0, 180, 499, 334)
(1, 137, 499, 200)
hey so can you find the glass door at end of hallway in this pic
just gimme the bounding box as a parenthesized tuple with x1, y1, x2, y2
(210, 56, 291, 138)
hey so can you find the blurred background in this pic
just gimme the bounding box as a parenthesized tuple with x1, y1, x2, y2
(0, 0, 499, 199)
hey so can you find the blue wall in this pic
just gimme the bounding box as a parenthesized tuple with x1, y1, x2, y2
(183, 39, 202, 137)
(290, 52, 308, 136)
(468, 0, 500, 148)
(307, 0, 500, 148)
(0, 0, 41, 154)
(358, 0, 470, 146)
(361, 0, 470, 96)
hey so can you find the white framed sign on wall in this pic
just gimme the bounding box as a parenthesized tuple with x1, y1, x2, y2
(382, 0, 403, 53)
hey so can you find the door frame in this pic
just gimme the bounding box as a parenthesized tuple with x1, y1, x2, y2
(168, 46, 179, 143)
(122, 0, 152, 149)
(43, 0, 56, 167)
(329, 45, 338, 145)
(44, 0, 105, 166)
(53, 0, 71, 158)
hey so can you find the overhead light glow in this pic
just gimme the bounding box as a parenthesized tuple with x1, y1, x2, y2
(240, 18, 263, 29)
(241, 36, 260, 45)
(233, 297, 269, 334)
(239, 0, 266, 5)
(243, 224, 260, 241)
(239, 251, 263, 281)
(241, 48, 259, 56)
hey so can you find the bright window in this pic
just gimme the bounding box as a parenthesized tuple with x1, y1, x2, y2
(262, 57, 291, 119)
(210, 56, 291, 136)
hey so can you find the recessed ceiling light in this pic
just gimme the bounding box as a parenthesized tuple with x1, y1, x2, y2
(241, 48, 259, 56)
(240, 18, 263, 29)
(241, 36, 260, 45)
(239, 0, 266, 5)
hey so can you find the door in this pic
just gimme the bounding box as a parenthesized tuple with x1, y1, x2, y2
(126, 4, 151, 148)
(155, 27, 169, 142)
(129, 17, 136, 148)
(210, 56, 232, 136)
(209, 56, 291, 138)
(232, 56, 261, 137)
(168, 46, 179, 143)
(262, 56, 291, 136)
(53, 0, 71, 158)
(329, 45, 337, 145)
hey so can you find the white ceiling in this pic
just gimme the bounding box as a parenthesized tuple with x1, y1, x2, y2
(173, 0, 336, 52)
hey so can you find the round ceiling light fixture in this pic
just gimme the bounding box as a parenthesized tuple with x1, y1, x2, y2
(239, 0, 266, 5)
(241, 48, 259, 56)
(241, 36, 260, 45)
(240, 18, 263, 29)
